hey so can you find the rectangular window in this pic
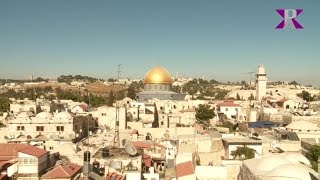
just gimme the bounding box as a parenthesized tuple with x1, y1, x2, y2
(21, 126, 25, 130)
(36, 126, 44, 131)
(17, 126, 20, 130)
(225, 108, 228, 111)
(56, 126, 64, 132)
(235, 108, 238, 112)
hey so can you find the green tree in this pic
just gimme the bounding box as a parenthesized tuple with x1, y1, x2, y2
(248, 93, 255, 100)
(171, 85, 181, 93)
(308, 144, 320, 171)
(230, 145, 255, 160)
(289, 80, 299, 85)
(209, 79, 219, 84)
(127, 81, 143, 99)
(297, 90, 315, 101)
(195, 104, 215, 128)
(127, 85, 136, 99)
(107, 91, 115, 106)
(236, 93, 241, 100)
(108, 78, 116, 82)
(0, 96, 10, 112)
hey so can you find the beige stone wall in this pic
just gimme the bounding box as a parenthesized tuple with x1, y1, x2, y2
(222, 160, 242, 180)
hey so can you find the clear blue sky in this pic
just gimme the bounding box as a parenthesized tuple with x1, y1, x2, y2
(0, 0, 319, 85)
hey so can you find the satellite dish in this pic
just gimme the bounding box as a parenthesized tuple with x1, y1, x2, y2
(123, 139, 137, 156)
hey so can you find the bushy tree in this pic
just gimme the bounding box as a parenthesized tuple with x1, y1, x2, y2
(248, 93, 255, 100)
(195, 104, 215, 127)
(236, 93, 241, 100)
(0, 96, 10, 112)
(209, 79, 219, 84)
(289, 80, 299, 85)
(308, 144, 320, 171)
(127, 81, 143, 99)
(297, 90, 315, 101)
(231, 145, 255, 160)
(107, 91, 115, 106)
(108, 78, 116, 82)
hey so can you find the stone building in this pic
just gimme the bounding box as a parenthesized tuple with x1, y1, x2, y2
(6, 111, 95, 146)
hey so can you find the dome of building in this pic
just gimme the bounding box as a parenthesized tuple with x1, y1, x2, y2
(143, 66, 173, 85)
(266, 164, 317, 180)
(255, 155, 290, 172)
(36, 112, 53, 119)
(55, 111, 72, 119)
(286, 121, 319, 131)
(257, 64, 266, 75)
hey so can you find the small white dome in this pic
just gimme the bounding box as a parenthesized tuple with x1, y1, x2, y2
(36, 112, 53, 119)
(255, 155, 290, 172)
(286, 121, 319, 131)
(55, 111, 72, 119)
(266, 164, 317, 180)
(257, 64, 266, 75)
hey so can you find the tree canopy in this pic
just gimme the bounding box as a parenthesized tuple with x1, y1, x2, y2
(107, 91, 115, 106)
(289, 80, 299, 85)
(126, 81, 143, 99)
(308, 144, 320, 171)
(57, 75, 101, 84)
(230, 145, 255, 160)
(297, 90, 315, 101)
(195, 104, 215, 127)
(0, 96, 10, 112)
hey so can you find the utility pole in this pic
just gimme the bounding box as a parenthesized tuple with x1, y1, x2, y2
(87, 91, 90, 151)
(113, 64, 121, 148)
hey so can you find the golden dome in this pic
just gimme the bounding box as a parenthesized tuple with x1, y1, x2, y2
(143, 66, 173, 85)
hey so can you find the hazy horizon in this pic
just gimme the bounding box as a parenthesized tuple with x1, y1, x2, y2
(0, 0, 319, 86)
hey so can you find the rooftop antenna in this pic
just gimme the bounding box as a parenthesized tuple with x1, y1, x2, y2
(113, 64, 121, 148)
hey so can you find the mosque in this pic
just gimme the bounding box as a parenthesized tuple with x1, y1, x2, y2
(136, 66, 186, 101)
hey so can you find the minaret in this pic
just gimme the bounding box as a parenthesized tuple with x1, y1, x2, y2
(256, 65, 267, 101)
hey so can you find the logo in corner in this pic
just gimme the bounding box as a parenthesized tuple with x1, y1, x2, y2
(275, 9, 303, 29)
